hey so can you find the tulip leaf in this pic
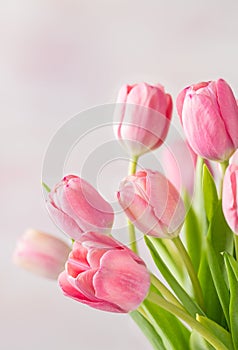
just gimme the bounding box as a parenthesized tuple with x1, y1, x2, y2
(223, 252, 238, 280)
(196, 314, 234, 350)
(130, 310, 166, 350)
(198, 252, 225, 326)
(145, 236, 205, 317)
(202, 164, 218, 222)
(224, 253, 238, 349)
(148, 236, 185, 284)
(42, 182, 51, 193)
(189, 331, 215, 350)
(206, 200, 233, 328)
(143, 299, 190, 350)
(184, 193, 202, 274)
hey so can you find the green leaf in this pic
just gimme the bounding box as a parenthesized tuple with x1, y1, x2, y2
(224, 253, 238, 349)
(148, 237, 186, 284)
(145, 236, 205, 317)
(223, 252, 238, 280)
(205, 200, 234, 328)
(206, 235, 230, 328)
(196, 315, 234, 350)
(189, 331, 215, 350)
(130, 310, 166, 350)
(42, 182, 51, 193)
(143, 300, 190, 350)
(184, 195, 202, 274)
(202, 164, 218, 222)
(198, 252, 225, 326)
(207, 200, 233, 264)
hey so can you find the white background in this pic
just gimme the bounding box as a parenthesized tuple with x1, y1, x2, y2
(1, 0, 238, 349)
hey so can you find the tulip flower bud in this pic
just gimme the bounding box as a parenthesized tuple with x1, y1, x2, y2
(47, 175, 114, 240)
(114, 82, 172, 157)
(222, 164, 238, 234)
(13, 229, 71, 279)
(58, 232, 150, 313)
(117, 169, 185, 238)
(177, 79, 238, 161)
(161, 140, 197, 196)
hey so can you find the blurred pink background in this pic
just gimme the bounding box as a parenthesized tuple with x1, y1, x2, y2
(1, 1, 238, 349)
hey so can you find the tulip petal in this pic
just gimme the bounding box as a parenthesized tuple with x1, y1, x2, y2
(216, 79, 238, 147)
(47, 200, 83, 240)
(118, 188, 167, 237)
(223, 165, 238, 233)
(64, 177, 114, 231)
(182, 93, 234, 160)
(75, 269, 98, 300)
(94, 250, 150, 312)
(59, 272, 124, 312)
(67, 244, 89, 278)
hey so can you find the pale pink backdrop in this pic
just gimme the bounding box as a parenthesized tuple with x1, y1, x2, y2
(1, 1, 238, 349)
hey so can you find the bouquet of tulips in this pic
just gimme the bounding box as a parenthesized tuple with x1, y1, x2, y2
(14, 79, 238, 350)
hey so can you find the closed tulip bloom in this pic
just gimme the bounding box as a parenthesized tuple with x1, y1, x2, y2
(222, 164, 238, 234)
(114, 82, 172, 157)
(58, 232, 150, 313)
(117, 170, 185, 238)
(13, 229, 71, 279)
(47, 175, 114, 240)
(177, 79, 238, 161)
(161, 140, 197, 196)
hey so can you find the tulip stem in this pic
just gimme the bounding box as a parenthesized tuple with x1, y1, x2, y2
(128, 220, 138, 254)
(234, 235, 238, 261)
(127, 155, 139, 254)
(172, 236, 205, 311)
(219, 160, 229, 198)
(129, 155, 139, 175)
(150, 274, 184, 309)
(147, 292, 228, 350)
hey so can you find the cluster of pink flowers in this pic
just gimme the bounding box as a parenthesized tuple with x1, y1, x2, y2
(14, 78, 238, 318)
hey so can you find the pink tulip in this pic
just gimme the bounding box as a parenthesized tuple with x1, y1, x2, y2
(161, 140, 197, 196)
(222, 164, 238, 234)
(47, 175, 114, 240)
(13, 229, 71, 279)
(58, 232, 150, 313)
(117, 169, 185, 238)
(114, 82, 172, 156)
(177, 79, 238, 161)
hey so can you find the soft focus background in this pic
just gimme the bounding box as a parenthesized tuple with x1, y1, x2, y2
(1, 1, 238, 349)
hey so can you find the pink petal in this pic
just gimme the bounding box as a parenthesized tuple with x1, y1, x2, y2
(80, 232, 121, 250)
(75, 269, 98, 300)
(216, 79, 238, 148)
(182, 93, 234, 160)
(58, 272, 124, 312)
(94, 250, 150, 312)
(47, 200, 83, 240)
(222, 165, 238, 233)
(118, 189, 167, 237)
(65, 177, 114, 231)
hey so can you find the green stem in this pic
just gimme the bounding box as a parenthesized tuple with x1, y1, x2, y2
(194, 157, 207, 235)
(234, 235, 238, 261)
(127, 155, 139, 253)
(147, 292, 228, 350)
(128, 220, 138, 254)
(219, 160, 229, 199)
(137, 305, 150, 322)
(172, 236, 205, 311)
(129, 155, 138, 175)
(150, 274, 184, 309)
